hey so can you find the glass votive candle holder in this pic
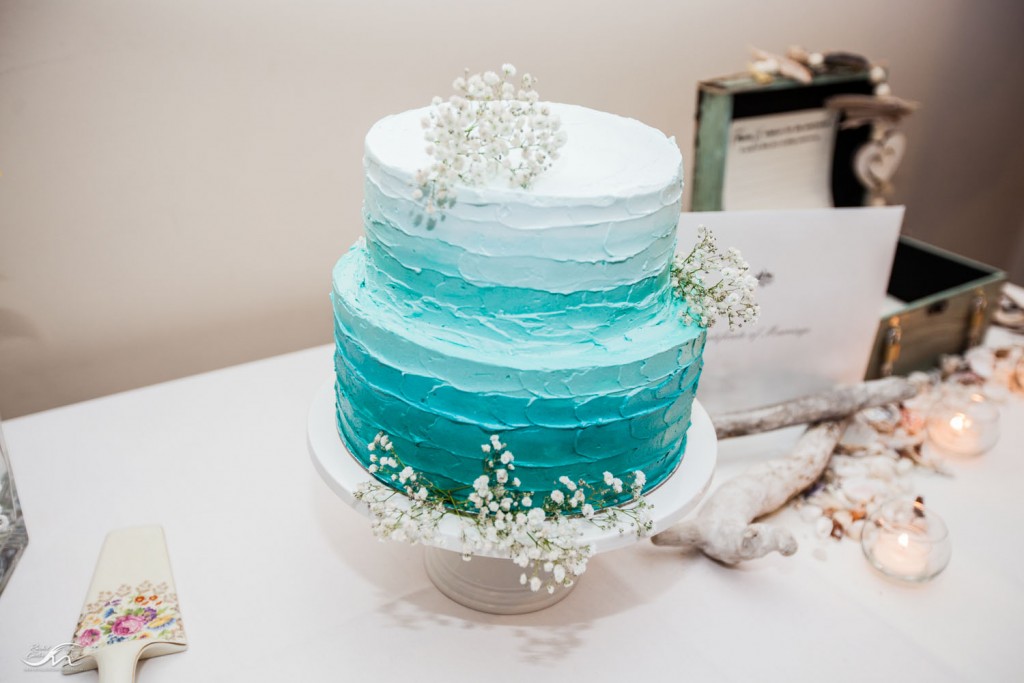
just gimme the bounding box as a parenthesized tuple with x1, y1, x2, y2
(925, 389, 999, 456)
(862, 498, 951, 583)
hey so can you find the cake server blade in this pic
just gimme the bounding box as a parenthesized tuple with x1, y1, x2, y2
(64, 525, 187, 680)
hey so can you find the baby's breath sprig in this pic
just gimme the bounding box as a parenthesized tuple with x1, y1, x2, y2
(354, 432, 652, 594)
(414, 63, 568, 218)
(354, 432, 449, 544)
(671, 225, 760, 330)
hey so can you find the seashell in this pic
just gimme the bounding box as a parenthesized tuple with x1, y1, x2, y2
(877, 447, 902, 461)
(950, 370, 985, 386)
(939, 354, 964, 378)
(808, 490, 845, 511)
(896, 457, 914, 474)
(833, 509, 853, 529)
(984, 383, 1010, 403)
(991, 365, 1013, 391)
(826, 51, 871, 72)
(884, 428, 925, 449)
(868, 64, 888, 83)
(837, 420, 878, 453)
(751, 47, 813, 84)
(847, 520, 865, 541)
(815, 516, 834, 538)
(865, 456, 897, 481)
(831, 460, 868, 479)
(966, 346, 996, 379)
(900, 404, 927, 434)
(785, 45, 812, 64)
(1014, 357, 1024, 394)
(753, 46, 806, 83)
(994, 296, 1024, 330)
(798, 504, 824, 522)
(861, 404, 901, 433)
(908, 370, 939, 391)
(864, 442, 889, 457)
(839, 477, 889, 504)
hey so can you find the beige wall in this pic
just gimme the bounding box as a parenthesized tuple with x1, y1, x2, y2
(2, 0, 1023, 418)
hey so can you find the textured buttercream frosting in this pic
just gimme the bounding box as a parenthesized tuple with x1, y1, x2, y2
(333, 102, 704, 507)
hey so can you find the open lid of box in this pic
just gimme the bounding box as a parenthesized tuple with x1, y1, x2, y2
(886, 236, 1006, 311)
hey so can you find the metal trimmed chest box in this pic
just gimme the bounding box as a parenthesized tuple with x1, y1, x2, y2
(865, 236, 1006, 379)
(689, 69, 1007, 378)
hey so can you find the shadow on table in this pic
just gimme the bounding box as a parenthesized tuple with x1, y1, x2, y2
(310, 473, 707, 663)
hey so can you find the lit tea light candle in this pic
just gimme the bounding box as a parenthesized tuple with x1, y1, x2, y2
(926, 391, 999, 456)
(870, 525, 930, 576)
(862, 498, 950, 583)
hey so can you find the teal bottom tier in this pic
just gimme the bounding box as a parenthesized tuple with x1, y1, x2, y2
(332, 243, 706, 508)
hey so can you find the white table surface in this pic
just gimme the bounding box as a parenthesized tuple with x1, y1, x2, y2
(2, 332, 1023, 682)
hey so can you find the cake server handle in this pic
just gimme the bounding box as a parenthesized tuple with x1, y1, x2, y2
(90, 642, 149, 683)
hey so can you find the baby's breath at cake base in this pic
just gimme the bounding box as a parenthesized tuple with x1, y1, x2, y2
(353, 432, 653, 594)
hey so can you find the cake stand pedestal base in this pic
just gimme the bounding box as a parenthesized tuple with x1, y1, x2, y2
(423, 547, 575, 614)
(308, 379, 717, 615)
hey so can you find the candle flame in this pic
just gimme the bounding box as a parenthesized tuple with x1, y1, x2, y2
(897, 532, 910, 548)
(949, 413, 971, 431)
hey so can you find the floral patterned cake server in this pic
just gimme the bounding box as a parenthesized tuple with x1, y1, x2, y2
(64, 526, 187, 680)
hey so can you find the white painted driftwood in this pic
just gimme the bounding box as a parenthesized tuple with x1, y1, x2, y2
(711, 377, 917, 439)
(652, 419, 850, 564)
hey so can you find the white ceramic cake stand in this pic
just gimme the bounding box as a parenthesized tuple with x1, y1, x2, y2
(308, 380, 717, 614)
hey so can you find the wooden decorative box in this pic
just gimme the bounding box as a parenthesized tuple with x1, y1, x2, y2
(864, 236, 1006, 379)
(692, 71, 875, 211)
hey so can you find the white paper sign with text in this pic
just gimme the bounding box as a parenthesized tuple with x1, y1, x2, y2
(722, 109, 838, 211)
(680, 207, 904, 415)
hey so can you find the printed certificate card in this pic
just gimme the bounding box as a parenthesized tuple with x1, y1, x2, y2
(722, 109, 838, 210)
(680, 207, 904, 415)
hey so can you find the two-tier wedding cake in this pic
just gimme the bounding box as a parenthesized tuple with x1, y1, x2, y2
(331, 88, 705, 508)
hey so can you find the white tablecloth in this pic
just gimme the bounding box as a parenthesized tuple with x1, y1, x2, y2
(2, 332, 1022, 681)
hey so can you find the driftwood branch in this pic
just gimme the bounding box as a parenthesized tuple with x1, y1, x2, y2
(711, 377, 917, 439)
(652, 419, 850, 564)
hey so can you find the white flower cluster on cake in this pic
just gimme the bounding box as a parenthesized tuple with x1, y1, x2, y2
(672, 225, 760, 330)
(354, 432, 653, 593)
(414, 64, 568, 216)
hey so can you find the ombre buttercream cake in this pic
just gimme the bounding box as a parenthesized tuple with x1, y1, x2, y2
(332, 102, 705, 508)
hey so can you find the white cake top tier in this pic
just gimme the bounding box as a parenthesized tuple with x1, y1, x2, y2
(365, 102, 683, 203)
(362, 103, 684, 293)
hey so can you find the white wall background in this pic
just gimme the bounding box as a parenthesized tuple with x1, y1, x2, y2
(2, 0, 1023, 417)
